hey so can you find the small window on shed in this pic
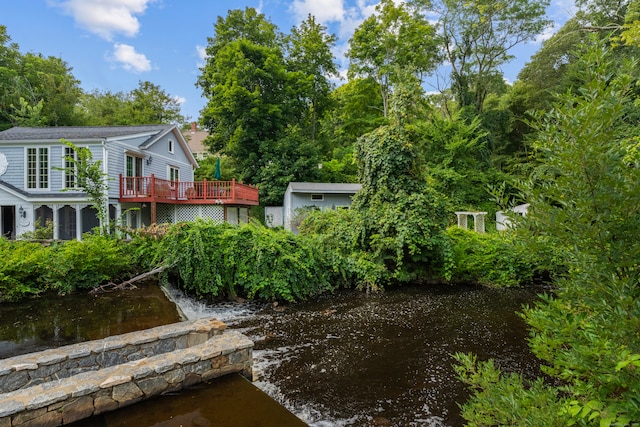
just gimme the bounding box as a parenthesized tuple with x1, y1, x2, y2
(168, 139, 174, 153)
(311, 194, 324, 201)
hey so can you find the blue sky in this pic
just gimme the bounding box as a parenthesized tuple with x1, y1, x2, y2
(2, 0, 576, 123)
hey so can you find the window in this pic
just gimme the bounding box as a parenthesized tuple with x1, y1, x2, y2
(126, 155, 143, 177)
(64, 146, 78, 189)
(168, 139, 174, 154)
(311, 194, 324, 201)
(27, 147, 49, 189)
(169, 166, 179, 182)
(125, 154, 143, 192)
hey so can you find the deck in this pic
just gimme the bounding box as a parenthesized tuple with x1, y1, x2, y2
(119, 175, 259, 206)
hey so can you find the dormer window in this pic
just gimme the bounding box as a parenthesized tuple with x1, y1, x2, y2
(168, 139, 174, 154)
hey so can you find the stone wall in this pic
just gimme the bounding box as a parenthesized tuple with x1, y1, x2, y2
(0, 318, 253, 427)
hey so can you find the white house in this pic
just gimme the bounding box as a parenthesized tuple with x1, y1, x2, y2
(0, 125, 259, 240)
(272, 182, 362, 232)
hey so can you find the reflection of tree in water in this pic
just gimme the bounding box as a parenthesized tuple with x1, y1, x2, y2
(0, 283, 180, 358)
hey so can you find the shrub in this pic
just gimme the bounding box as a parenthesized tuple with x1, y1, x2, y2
(43, 234, 134, 294)
(447, 227, 539, 287)
(156, 220, 336, 302)
(0, 239, 51, 301)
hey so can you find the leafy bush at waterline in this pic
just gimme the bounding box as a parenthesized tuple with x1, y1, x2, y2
(0, 239, 50, 301)
(0, 235, 135, 302)
(447, 227, 540, 287)
(44, 235, 134, 294)
(155, 220, 335, 302)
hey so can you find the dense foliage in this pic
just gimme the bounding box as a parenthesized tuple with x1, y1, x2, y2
(298, 82, 454, 290)
(447, 228, 537, 288)
(152, 220, 335, 302)
(0, 235, 135, 302)
(456, 41, 640, 426)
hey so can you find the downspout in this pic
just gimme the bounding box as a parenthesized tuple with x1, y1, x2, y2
(102, 139, 109, 234)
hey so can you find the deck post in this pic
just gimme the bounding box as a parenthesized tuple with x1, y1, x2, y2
(119, 174, 123, 198)
(151, 202, 156, 224)
(231, 178, 236, 204)
(150, 174, 155, 198)
(203, 179, 207, 200)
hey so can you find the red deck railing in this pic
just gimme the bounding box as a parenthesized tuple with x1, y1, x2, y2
(119, 174, 259, 206)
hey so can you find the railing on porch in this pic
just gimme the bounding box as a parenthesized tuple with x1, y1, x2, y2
(119, 174, 259, 206)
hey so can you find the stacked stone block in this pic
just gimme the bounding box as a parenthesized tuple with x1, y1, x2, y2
(0, 319, 253, 427)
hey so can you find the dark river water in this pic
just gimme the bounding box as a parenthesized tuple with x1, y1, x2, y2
(172, 284, 542, 427)
(0, 283, 543, 427)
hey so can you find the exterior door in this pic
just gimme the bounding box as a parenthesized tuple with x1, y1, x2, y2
(125, 155, 144, 193)
(1, 206, 15, 239)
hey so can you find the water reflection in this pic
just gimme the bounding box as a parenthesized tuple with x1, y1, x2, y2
(0, 284, 181, 359)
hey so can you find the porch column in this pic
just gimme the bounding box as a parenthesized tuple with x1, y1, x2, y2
(114, 204, 122, 237)
(52, 205, 60, 240)
(75, 204, 84, 241)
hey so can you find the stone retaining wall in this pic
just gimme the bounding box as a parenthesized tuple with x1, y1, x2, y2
(0, 319, 253, 427)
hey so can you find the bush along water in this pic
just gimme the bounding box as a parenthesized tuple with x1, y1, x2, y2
(0, 234, 136, 302)
(154, 220, 336, 303)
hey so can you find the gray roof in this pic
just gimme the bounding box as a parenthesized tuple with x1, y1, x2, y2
(287, 182, 362, 194)
(0, 125, 173, 141)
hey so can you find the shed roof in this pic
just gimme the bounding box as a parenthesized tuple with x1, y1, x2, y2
(286, 182, 362, 194)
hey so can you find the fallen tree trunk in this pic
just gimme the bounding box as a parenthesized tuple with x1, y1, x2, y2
(90, 265, 170, 294)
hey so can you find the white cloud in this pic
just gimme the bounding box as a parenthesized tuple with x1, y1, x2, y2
(196, 45, 207, 68)
(48, 0, 156, 40)
(535, 24, 557, 44)
(110, 43, 151, 72)
(290, 0, 346, 24)
(173, 96, 186, 106)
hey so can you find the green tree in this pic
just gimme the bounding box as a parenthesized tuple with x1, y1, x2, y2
(456, 40, 640, 427)
(76, 89, 130, 125)
(257, 126, 322, 206)
(347, 0, 440, 117)
(125, 81, 185, 125)
(198, 8, 330, 204)
(417, 110, 491, 207)
(197, 9, 296, 183)
(435, 0, 551, 112)
(287, 14, 339, 143)
(319, 78, 385, 182)
(0, 26, 22, 130)
(0, 26, 82, 128)
(19, 53, 83, 125)
(77, 82, 185, 126)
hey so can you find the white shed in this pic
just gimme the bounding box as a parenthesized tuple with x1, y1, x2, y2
(281, 182, 362, 232)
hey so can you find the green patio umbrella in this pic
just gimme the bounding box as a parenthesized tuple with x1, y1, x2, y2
(213, 156, 221, 180)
